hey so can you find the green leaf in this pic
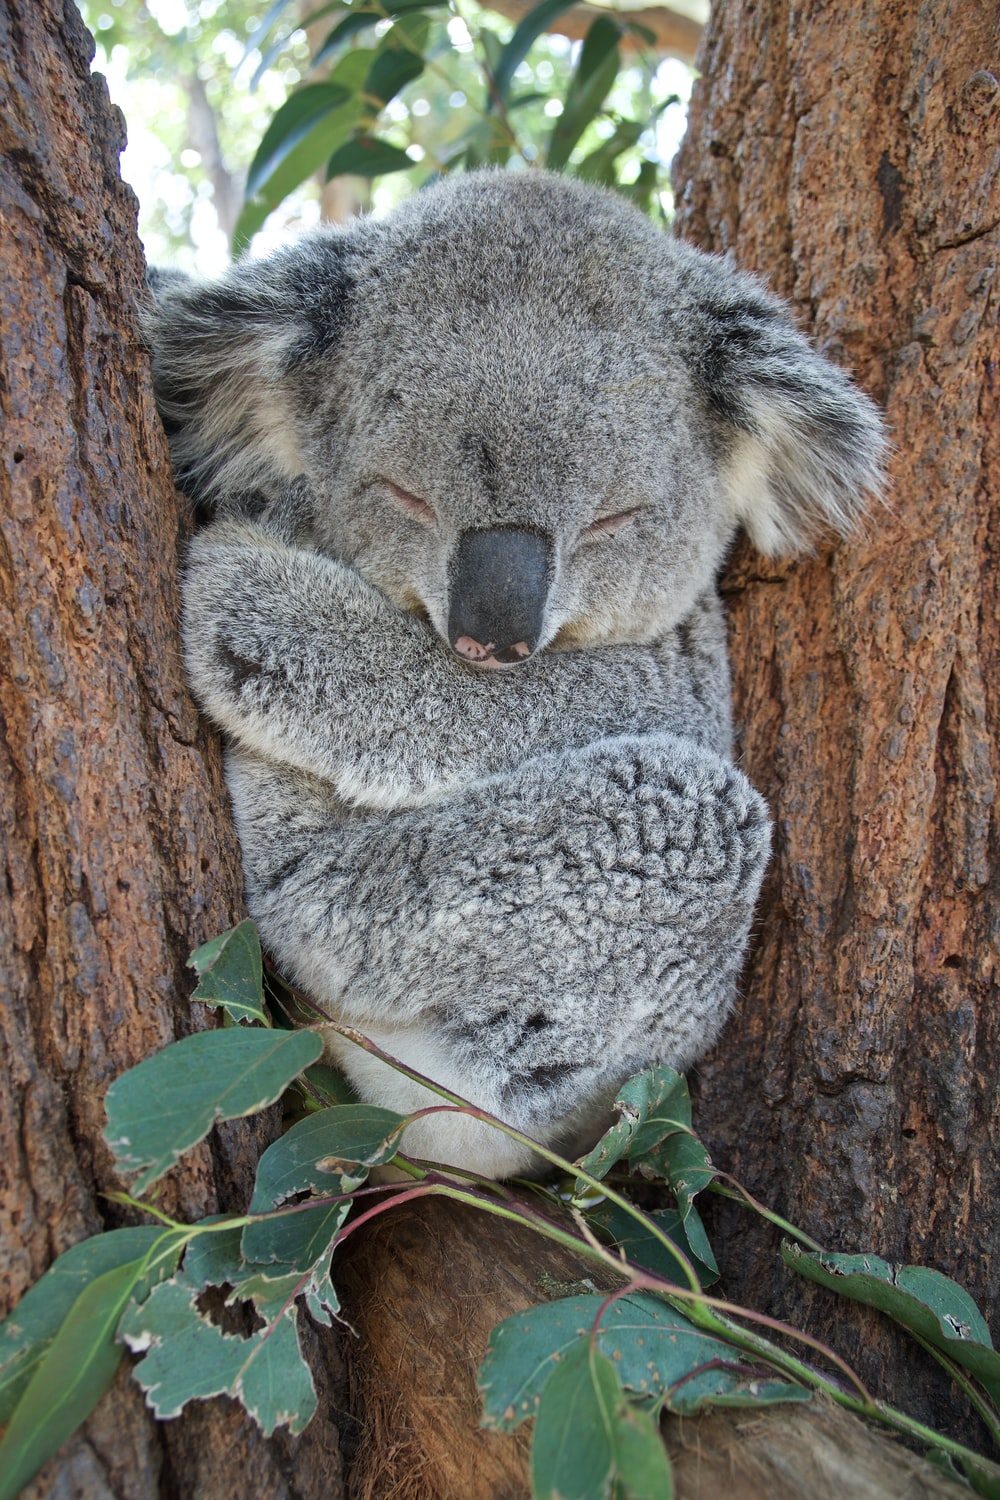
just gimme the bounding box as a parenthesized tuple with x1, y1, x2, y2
(574, 1067, 693, 1188)
(574, 117, 644, 186)
(585, 1203, 717, 1288)
(0, 1258, 149, 1500)
(325, 136, 414, 180)
(121, 1276, 317, 1435)
(250, 1103, 407, 1210)
(234, 53, 372, 253)
(609, 1396, 674, 1499)
(646, 1130, 718, 1276)
(189, 919, 267, 1025)
(0, 1227, 176, 1421)
(312, 0, 434, 71)
(244, 82, 354, 199)
(782, 1244, 1000, 1406)
(104, 1026, 324, 1193)
(242, 1202, 349, 1325)
(530, 1339, 617, 1500)
(362, 13, 429, 113)
(530, 1341, 675, 1500)
(480, 1292, 797, 1432)
(180, 1224, 314, 1323)
(491, 0, 580, 105)
(546, 15, 622, 171)
(932, 1451, 1000, 1500)
(302, 1061, 360, 1107)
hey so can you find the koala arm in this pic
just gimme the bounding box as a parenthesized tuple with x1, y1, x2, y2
(226, 732, 770, 1175)
(183, 520, 731, 808)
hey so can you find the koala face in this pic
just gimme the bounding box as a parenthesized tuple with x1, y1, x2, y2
(149, 170, 884, 665)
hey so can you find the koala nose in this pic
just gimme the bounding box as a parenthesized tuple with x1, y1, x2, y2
(448, 527, 551, 668)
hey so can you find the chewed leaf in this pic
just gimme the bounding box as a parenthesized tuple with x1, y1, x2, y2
(250, 1103, 407, 1211)
(179, 1224, 335, 1325)
(121, 1276, 317, 1436)
(0, 1258, 150, 1500)
(104, 1027, 323, 1192)
(783, 1244, 1000, 1405)
(242, 1201, 350, 1326)
(480, 1292, 786, 1433)
(189, 920, 267, 1024)
(573, 1066, 692, 1189)
(0, 1227, 177, 1422)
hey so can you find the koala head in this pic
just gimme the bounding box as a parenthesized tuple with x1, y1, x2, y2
(148, 169, 884, 667)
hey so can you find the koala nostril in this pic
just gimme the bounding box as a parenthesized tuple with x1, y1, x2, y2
(452, 635, 533, 667)
(492, 641, 532, 664)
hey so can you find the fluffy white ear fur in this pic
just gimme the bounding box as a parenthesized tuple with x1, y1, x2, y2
(682, 251, 887, 556)
(722, 385, 887, 556)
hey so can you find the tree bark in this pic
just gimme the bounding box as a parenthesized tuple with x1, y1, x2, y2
(0, 3, 348, 1493)
(673, 0, 999, 1445)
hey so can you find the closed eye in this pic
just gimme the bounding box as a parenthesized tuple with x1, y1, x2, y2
(384, 479, 437, 523)
(582, 507, 644, 539)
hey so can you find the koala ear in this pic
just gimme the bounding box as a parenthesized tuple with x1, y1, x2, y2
(144, 234, 357, 506)
(688, 261, 886, 556)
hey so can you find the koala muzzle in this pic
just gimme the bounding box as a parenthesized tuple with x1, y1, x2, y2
(448, 527, 551, 668)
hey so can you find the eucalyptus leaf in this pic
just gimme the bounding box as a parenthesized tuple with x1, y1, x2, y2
(0, 1227, 177, 1422)
(104, 1026, 324, 1193)
(244, 82, 354, 200)
(491, 0, 580, 105)
(180, 1225, 327, 1324)
(121, 1277, 317, 1435)
(312, 0, 433, 71)
(609, 1395, 675, 1499)
(480, 1292, 788, 1432)
(585, 1202, 716, 1288)
(250, 1103, 407, 1210)
(241, 1200, 350, 1323)
(530, 1339, 618, 1500)
(546, 15, 622, 170)
(783, 1244, 1000, 1406)
(573, 1066, 693, 1189)
(0, 1258, 149, 1500)
(646, 1129, 718, 1275)
(189, 919, 267, 1025)
(234, 53, 372, 253)
(325, 136, 415, 180)
(302, 1061, 360, 1107)
(362, 13, 430, 113)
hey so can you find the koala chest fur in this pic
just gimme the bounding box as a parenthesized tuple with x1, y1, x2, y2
(151, 169, 884, 1178)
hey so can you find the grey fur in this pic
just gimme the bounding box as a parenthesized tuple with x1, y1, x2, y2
(152, 169, 885, 1177)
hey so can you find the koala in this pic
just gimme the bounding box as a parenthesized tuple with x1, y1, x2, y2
(148, 169, 884, 1179)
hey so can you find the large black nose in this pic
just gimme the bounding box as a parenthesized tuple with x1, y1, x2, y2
(447, 527, 552, 667)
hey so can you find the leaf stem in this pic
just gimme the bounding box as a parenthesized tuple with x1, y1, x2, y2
(708, 1176, 826, 1253)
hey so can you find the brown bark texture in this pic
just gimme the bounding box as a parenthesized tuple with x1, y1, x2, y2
(0, 3, 348, 1495)
(673, 0, 1000, 1445)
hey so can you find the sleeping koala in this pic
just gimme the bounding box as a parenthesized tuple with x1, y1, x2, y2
(149, 169, 884, 1178)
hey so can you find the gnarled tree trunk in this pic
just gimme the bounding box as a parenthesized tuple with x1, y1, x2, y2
(0, 3, 347, 1493)
(673, 0, 999, 1445)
